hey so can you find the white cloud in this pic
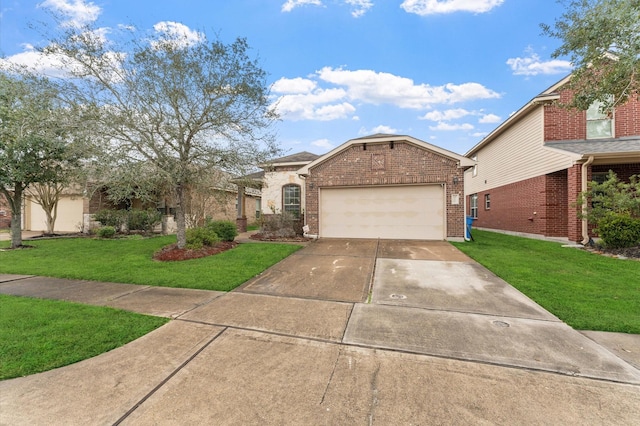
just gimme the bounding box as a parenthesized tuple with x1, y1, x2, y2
(152, 22, 204, 48)
(359, 125, 399, 136)
(421, 108, 471, 121)
(38, 0, 101, 27)
(311, 138, 335, 150)
(271, 87, 354, 121)
(317, 67, 499, 108)
(507, 52, 572, 76)
(271, 67, 499, 122)
(401, 0, 504, 16)
(272, 77, 317, 94)
(472, 132, 488, 138)
(479, 113, 501, 123)
(346, 0, 374, 17)
(282, 0, 372, 16)
(281, 0, 323, 12)
(0, 44, 73, 77)
(429, 122, 474, 131)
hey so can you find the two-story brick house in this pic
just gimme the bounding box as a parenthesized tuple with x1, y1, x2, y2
(465, 75, 640, 243)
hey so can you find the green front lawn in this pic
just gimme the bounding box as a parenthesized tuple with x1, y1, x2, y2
(0, 295, 168, 380)
(452, 230, 640, 334)
(0, 236, 301, 291)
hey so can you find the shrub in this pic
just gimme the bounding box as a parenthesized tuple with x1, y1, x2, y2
(128, 208, 162, 232)
(186, 226, 220, 249)
(94, 209, 127, 229)
(597, 213, 640, 248)
(96, 226, 116, 239)
(259, 212, 301, 238)
(205, 220, 238, 242)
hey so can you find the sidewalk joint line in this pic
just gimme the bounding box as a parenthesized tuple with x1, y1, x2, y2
(112, 326, 227, 425)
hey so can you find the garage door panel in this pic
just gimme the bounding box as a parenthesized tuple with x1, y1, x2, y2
(320, 186, 444, 240)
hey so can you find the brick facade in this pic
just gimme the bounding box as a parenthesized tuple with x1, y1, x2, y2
(544, 91, 640, 141)
(471, 163, 640, 242)
(470, 171, 568, 238)
(305, 141, 466, 238)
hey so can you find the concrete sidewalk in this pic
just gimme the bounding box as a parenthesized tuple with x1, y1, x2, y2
(1, 239, 639, 424)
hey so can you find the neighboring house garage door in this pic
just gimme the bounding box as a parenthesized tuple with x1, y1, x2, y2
(320, 185, 445, 240)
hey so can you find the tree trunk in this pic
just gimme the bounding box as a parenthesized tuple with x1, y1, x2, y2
(44, 202, 58, 235)
(175, 184, 187, 249)
(9, 186, 24, 249)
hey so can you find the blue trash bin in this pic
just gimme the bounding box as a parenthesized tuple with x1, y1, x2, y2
(465, 216, 474, 240)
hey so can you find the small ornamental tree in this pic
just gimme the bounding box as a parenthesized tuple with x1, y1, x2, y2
(578, 171, 640, 248)
(0, 71, 83, 248)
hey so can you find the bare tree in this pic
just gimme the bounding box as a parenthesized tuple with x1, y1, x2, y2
(43, 22, 280, 247)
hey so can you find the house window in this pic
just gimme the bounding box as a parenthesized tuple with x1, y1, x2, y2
(485, 194, 491, 210)
(471, 155, 478, 177)
(470, 194, 478, 218)
(282, 184, 301, 218)
(586, 98, 613, 139)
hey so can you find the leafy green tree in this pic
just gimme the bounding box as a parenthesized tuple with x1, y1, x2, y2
(542, 0, 640, 111)
(43, 22, 280, 248)
(578, 171, 640, 247)
(0, 71, 83, 248)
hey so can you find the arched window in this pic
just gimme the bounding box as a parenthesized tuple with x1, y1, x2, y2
(282, 184, 301, 218)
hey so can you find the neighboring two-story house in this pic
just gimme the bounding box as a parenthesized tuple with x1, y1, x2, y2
(465, 75, 640, 243)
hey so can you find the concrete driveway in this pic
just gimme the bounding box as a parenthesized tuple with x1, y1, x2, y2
(1, 239, 639, 424)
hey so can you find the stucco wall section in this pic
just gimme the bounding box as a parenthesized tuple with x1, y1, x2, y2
(261, 169, 305, 214)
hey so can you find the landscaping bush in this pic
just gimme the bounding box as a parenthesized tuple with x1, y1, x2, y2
(205, 220, 238, 242)
(186, 226, 220, 249)
(597, 213, 640, 248)
(94, 209, 127, 229)
(128, 208, 162, 232)
(259, 212, 300, 238)
(96, 226, 116, 239)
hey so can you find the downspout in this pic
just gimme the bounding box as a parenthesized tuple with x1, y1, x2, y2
(581, 156, 595, 245)
(463, 178, 469, 242)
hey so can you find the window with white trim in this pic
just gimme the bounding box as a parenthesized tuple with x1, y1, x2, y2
(470, 193, 478, 218)
(586, 98, 614, 139)
(485, 194, 491, 210)
(282, 184, 301, 218)
(471, 155, 478, 177)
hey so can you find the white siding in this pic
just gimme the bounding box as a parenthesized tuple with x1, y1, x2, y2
(465, 107, 575, 194)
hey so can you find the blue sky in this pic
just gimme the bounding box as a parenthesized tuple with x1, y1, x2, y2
(1, 0, 574, 156)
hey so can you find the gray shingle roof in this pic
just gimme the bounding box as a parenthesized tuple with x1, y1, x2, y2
(545, 137, 640, 155)
(268, 151, 321, 164)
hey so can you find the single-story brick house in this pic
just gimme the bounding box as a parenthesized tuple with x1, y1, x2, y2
(464, 74, 640, 243)
(297, 134, 475, 240)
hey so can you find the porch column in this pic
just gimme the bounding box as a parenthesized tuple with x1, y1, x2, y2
(567, 164, 583, 242)
(236, 185, 247, 232)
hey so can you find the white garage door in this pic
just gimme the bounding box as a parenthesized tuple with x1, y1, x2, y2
(28, 196, 84, 232)
(320, 185, 445, 240)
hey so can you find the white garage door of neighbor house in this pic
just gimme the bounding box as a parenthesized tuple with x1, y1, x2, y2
(320, 185, 445, 240)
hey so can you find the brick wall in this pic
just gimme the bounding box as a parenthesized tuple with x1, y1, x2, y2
(544, 90, 640, 141)
(305, 141, 465, 238)
(469, 171, 569, 238)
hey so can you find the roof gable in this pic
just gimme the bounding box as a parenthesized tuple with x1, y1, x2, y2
(298, 134, 474, 175)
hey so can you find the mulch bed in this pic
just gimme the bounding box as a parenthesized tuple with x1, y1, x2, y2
(153, 241, 238, 262)
(249, 233, 312, 242)
(582, 244, 640, 260)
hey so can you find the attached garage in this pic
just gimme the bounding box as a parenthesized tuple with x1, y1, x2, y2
(320, 185, 444, 240)
(299, 134, 475, 241)
(24, 195, 84, 233)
